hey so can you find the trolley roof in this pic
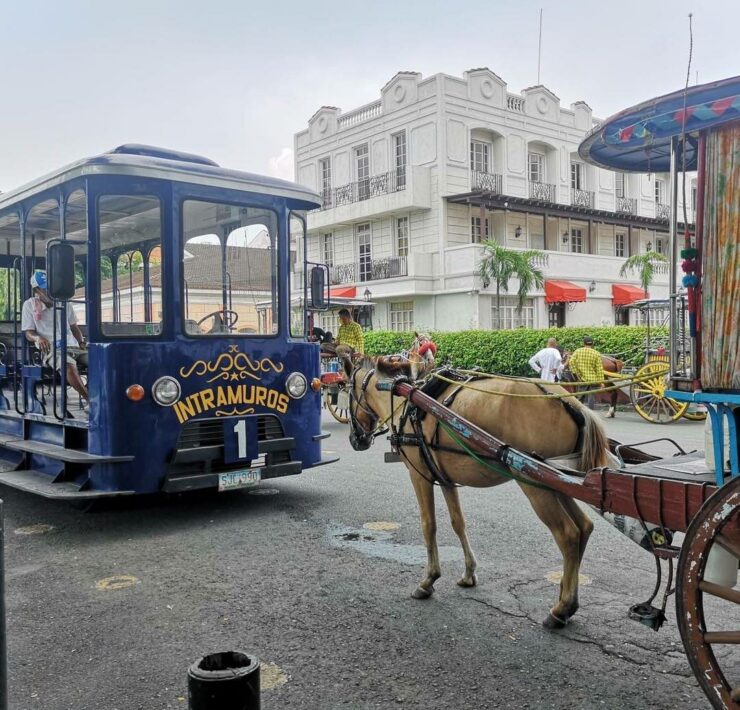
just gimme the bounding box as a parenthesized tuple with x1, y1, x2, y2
(0, 144, 321, 210)
(578, 76, 740, 172)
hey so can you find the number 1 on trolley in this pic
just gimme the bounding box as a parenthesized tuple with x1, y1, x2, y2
(223, 417, 257, 463)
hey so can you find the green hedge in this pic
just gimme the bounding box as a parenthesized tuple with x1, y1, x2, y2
(364, 326, 667, 377)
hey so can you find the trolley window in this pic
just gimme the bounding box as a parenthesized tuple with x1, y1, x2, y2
(97, 195, 163, 337)
(182, 200, 279, 336)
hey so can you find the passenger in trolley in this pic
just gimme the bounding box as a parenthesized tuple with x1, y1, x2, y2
(21, 270, 89, 407)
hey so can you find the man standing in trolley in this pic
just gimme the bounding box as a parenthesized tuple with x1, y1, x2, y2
(567, 335, 604, 410)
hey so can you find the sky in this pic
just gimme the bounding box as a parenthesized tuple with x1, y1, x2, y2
(1, 0, 738, 192)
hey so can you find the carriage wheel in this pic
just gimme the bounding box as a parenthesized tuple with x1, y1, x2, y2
(325, 389, 350, 424)
(677, 475, 740, 709)
(683, 407, 709, 422)
(630, 362, 689, 424)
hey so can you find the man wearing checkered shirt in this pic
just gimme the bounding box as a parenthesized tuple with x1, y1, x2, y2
(336, 308, 365, 355)
(567, 336, 604, 409)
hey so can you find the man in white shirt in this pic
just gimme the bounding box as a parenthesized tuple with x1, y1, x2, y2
(528, 337, 563, 383)
(21, 270, 89, 406)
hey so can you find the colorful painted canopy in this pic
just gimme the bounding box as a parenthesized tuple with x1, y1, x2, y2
(579, 76, 740, 172)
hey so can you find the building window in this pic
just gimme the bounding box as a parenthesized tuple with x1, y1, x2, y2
(655, 237, 666, 255)
(389, 301, 414, 331)
(356, 223, 372, 282)
(318, 310, 340, 334)
(570, 228, 583, 253)
(396, 217, 409, 257)
(393, 132, 407, 189)
(355, 144, 370, 200)
(570, 162, 584, 190)
(471, 216, 490, 243)
(615, 172, 625, 198)
(638, 308, 668, 328)
(492, 297, 535, 330)
(322, 233, 334, 267)
(470, 140, 490, 174)
(691, 184, 697, 213)
(528, 152, 545, 183)
(654, 179, 665, 204)
(319, 157, 332, 207)
(615, 232, 626, 258)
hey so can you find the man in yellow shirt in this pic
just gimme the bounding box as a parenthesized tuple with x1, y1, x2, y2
(567, 336, 604, 410)
(335, 308, 365, 355)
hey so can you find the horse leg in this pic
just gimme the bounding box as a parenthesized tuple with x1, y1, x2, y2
(518, 486, 585, 629)
(606, 386, 617, 418)
(440, 485, 477, 588)
(409, 470, 441, 599)
(555, 496, 594, 618)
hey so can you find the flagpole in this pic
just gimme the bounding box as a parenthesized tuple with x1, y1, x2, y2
(537, 8, 543, 84)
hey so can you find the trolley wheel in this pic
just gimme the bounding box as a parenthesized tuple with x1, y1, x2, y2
(677, 475, 740, 709)
(630, 362, 689, 424)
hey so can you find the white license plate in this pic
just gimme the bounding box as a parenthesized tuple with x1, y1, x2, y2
(218, 469, 262, 492)
(337, 391, 350, 409)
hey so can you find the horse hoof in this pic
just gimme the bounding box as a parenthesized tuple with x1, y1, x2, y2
(542, 612, 568, 630)
(457, 574, 477, 588)
(412, 586, 434, 600)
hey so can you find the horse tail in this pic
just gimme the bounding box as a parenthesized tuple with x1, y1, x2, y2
(578, 405, 610, 471)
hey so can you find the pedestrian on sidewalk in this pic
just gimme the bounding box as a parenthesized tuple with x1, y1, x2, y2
(568, 336, 605, 410)
(528, 337, 563, 383)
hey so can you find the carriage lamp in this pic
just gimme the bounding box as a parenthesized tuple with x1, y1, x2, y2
(126, 384, 146, 402)
(151, 376, 181, 406)
(286, 372, 308, 399)
(310, 378, 322, 392)
(515, 226, 522, 238)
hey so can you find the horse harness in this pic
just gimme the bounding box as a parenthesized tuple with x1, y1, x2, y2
(386, 368, 586, 488)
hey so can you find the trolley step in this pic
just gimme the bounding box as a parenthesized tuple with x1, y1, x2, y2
(0, 438, 134, 464)
(0, 470, 135, 499)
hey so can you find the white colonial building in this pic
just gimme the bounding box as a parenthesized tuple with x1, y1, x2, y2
(294, 69, 696, 332)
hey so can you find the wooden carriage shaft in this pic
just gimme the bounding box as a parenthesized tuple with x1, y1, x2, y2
(387, 381, 717, 534)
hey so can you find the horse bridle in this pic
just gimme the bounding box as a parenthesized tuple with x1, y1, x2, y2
(348, 365, 388, 449)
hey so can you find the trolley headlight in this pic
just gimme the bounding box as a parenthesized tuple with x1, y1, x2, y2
(285, 372, 308, 399)
(152, 376, 181, 406)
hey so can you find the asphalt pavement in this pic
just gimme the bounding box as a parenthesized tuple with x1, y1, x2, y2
(1, 408, 725, 710)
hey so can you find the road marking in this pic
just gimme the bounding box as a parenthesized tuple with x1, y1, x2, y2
(95, 575, 139, 591)
(363, 521, 400, 532)
(14, 523, 55, 536)
(248, 488, 280, 496)
(545, 570, 592, 586)
(261, 662, 289, 690)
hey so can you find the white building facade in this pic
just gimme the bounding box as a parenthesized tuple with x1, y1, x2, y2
(294, 69, 696, 332)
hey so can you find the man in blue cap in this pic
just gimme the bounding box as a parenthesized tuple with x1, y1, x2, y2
(21, 270, 89, 407)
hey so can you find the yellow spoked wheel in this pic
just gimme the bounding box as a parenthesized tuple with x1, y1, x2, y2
(682, 407, 708, 422)
(630, 362, 689, 424)
(325, 389, 350, 424)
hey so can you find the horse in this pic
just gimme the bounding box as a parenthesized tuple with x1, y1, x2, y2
(560, 353, 625, 418)
(407, 332, 437, 367)
(345, 353, 610, 629)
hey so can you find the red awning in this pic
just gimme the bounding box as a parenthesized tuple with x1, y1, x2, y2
(544, 280, 587, 304)
(329, 286, 356, 298)
(612, 284, 647, 306)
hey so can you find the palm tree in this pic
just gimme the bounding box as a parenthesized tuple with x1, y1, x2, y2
(478, 242, 547, 329)
(618, 251, 668, 297)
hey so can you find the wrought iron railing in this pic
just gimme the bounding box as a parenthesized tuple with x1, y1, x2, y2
(656, 203, 670, 220)
(615, 196, 637, 215)
(330, 256, 408, 285)
(322, 170, 406, 210)
(529, 181, 556, 202)
(471, 170, 503, 193)
(571, 188, 595, 209)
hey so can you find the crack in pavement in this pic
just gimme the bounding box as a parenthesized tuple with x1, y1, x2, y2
(461, 594, 529, 619)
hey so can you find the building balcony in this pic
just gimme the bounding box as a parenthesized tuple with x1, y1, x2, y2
(471, 170, 502, 194)
(308, 165, 431, 230)
(571, 188, 595, 209)
(656, 203, 671, 220)
(528, 181, 556, 202)
(615, 196, 637, 215)
(330, 255, 409, 285)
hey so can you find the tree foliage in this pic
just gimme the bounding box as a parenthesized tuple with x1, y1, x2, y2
(619, 251, 668, 296)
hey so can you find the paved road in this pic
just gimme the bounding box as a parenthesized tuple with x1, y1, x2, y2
(2, 409, 722, 709)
